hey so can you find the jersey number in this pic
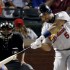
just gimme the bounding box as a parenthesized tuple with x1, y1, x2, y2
(64, 32, 69, 39)
(52, 31, 69, 43)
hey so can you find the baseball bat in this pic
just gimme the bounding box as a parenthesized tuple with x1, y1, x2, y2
(0, 46, 30, 65)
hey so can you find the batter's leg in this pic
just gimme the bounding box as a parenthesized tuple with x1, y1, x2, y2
(67, 55, 70, 70)
(53, 56, 66, 70)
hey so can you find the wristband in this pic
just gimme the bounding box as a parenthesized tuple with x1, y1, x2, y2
(43, 31, 51, 38)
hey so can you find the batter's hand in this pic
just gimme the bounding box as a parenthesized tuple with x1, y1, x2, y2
(30, 35, 45, 49)
(31, 40, 42, 49)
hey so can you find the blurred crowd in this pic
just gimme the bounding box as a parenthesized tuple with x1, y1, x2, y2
(0, 0, 70, 13)
(0, 0, 70, 17)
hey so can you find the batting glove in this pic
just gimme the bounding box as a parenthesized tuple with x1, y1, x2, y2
(31, 35, 45, 49)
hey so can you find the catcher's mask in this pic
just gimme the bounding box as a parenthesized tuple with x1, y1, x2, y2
(0, 21, 14, 37)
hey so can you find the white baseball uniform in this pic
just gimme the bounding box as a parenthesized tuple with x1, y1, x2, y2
(41, 11, 70, 70)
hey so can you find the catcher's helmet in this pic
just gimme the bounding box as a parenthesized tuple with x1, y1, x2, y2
(0, 21, 14, 30)
(39, 4, 52, 14)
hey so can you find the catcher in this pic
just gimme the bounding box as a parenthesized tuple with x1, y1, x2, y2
(0, 21, 33, 70)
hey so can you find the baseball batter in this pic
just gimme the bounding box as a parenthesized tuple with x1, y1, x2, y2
(31, 4, 70, 70)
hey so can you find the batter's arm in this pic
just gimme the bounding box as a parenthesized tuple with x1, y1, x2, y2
(49, 20, 65, 34)
(30, 20, 66, 49)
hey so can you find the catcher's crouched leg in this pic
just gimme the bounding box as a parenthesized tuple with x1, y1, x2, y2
(20, 63, 34, 70)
